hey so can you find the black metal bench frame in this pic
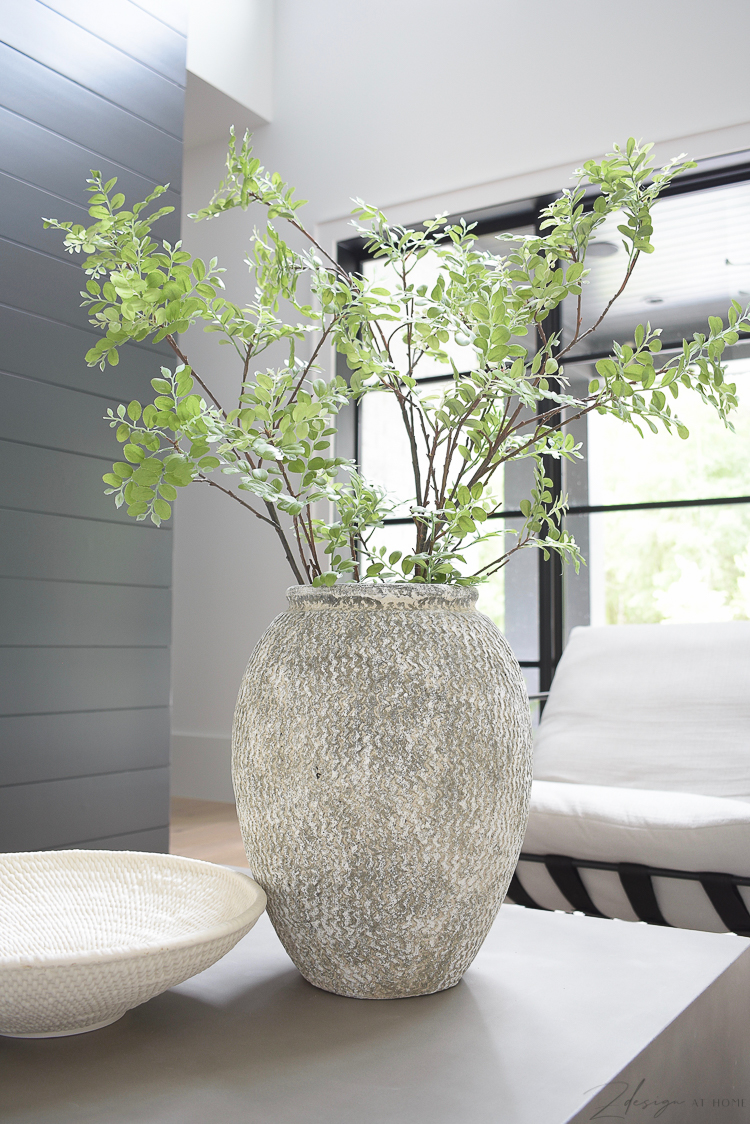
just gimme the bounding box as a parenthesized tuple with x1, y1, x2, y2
(510, 853, 750, 937)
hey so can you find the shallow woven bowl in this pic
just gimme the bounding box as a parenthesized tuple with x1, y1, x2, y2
(0, 850, 266, 1038)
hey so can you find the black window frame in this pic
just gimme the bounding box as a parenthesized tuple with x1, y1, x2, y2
(338, 151, 750, 688)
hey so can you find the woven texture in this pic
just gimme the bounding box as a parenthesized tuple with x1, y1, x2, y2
(0, 850, 266, 1037)
(233, 583, 533, 999)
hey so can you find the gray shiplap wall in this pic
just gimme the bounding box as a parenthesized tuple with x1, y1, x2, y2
(0, 0, 186, 852)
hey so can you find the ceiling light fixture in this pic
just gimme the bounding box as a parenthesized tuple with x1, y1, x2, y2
(586, 241, 618, 258)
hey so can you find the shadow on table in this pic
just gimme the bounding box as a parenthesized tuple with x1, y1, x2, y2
(0, 953, 512, 1123)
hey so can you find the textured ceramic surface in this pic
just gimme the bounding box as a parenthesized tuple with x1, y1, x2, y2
(0, 850, 266, 1038)
(232, 583, 533, 999)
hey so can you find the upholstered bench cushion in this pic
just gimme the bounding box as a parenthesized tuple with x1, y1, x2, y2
(533, 622, 750, 801)
(524, 780, 750, 875)
(512, 780, 750, 932)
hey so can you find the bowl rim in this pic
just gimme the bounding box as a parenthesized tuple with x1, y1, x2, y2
(0, 849, 267, 970)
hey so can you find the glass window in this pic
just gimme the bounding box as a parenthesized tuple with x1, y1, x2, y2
(361, 253, 478, 380)
(584, 502, 750, 625)
(585, 357, 750, 506)
(349, 168, 750, 685)
(561, 181, 750, 357)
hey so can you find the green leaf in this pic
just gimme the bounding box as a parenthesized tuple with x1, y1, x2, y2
(127, 400, 142, 422)
(596, 359, 618, 379)
(123, 444, 145, 463)
(129, 484, 154, 501)
(175, 372, 194, 397)
(134, 456, 163, 481)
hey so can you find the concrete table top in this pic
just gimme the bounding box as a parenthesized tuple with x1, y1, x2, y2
(2, 904, 749, 1124)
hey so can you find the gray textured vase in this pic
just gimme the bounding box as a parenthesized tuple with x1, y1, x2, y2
(232, 583, 533, 999)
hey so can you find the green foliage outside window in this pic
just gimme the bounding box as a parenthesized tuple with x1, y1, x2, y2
(44, 135, 750, 587)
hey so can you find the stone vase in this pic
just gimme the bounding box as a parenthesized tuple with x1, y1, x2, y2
(232, 583, 533, 999)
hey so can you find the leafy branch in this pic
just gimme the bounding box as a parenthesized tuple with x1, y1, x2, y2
(45, 135, 749, 588)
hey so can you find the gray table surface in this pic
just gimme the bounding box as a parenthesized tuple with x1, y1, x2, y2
(2, 904, 749, 1124)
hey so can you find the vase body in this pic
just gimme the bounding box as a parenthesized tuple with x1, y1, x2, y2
(232, 583, 532, 999)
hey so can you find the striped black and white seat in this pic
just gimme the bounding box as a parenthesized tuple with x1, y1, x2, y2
(510, 622, 750, 936)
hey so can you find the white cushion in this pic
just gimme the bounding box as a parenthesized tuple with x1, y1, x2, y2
(534, 622, 750, 801)
(524, 780, 750, 876)
(512, 780, 750, 932)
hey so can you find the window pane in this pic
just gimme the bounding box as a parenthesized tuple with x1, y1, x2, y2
(362, 253, 477, 379)
(362, 521, 415, 573)
(561, 180, 750, 357)
(359, 388, 417, 512)
(360, 225, 536, 380)
(360, 377, 480, 514)
(583, 503, 750, 625)
(585, 356, 750, 505)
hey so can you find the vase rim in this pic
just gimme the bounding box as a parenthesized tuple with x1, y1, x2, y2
(287, 582, 478, 609)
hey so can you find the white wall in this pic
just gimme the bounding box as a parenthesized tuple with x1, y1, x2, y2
(173, 0, 750, 801)
(184, 0, 273, 148)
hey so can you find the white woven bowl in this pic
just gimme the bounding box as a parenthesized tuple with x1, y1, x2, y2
(0, 850, 266, 1038)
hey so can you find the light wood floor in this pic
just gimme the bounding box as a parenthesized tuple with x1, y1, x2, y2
(169, 797, 249, 868)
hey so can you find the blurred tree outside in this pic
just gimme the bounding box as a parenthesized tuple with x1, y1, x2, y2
(587, 358, 750, 624)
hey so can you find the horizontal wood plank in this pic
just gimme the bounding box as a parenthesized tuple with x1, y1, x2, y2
(0, 577, 171, 646)
(0, 766, 169, 850)
(0, 171, 89, 260)
(0, 646, 170, 715)
(0, 2, 184, 137)
(0, 236, 112, 333)
(0, 305, 170, 400)
(0, 43, 183, 181)
(42, 0, 187, 86)
(0, 107, 181, 237)
(0, 507, 172, 585)
(0, 438, 157, 521)
(0, 707, 170, 786)
(0, 371, 124, 459)
(128, 0, 187, 36)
